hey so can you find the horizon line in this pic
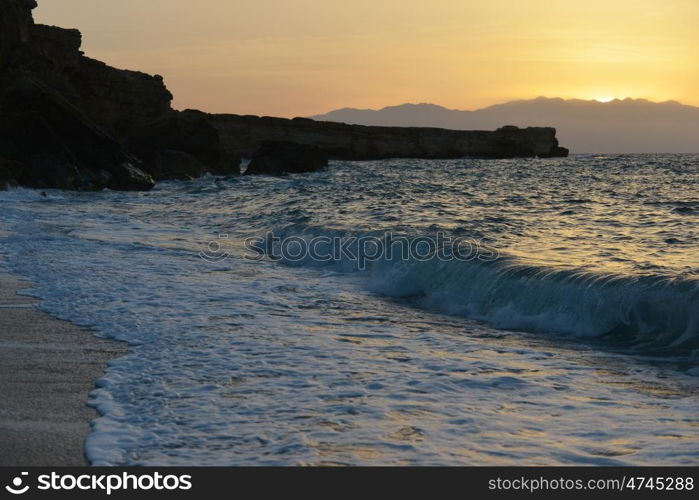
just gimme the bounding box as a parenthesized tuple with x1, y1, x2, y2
(306, 96, 694, 117)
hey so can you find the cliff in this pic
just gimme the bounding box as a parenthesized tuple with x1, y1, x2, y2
(199, 112, 568, 160)
(0, 0, 567, 191)
(0, 0, 235, 190)
(0, 1, 172, 137)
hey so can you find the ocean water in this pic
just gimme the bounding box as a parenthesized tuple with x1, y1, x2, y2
(1, 154, 697, 465)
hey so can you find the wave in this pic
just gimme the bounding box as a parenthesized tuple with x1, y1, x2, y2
(264, 224, 699, 357)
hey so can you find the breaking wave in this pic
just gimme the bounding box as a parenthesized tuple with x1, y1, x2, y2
(267, 224, 699, 356)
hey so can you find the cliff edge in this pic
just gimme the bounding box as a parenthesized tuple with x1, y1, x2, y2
(0, 0, 236, 190)
(197, 112, 568, 161)
(0, 0, 568, 191)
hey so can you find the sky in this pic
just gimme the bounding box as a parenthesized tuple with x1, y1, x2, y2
(35, 0, 699, 117)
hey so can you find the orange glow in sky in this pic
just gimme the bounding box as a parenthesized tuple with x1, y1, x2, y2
(35, 0, 699, 117)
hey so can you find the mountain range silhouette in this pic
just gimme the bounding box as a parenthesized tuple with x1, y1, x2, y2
(311, 97, 699, 153)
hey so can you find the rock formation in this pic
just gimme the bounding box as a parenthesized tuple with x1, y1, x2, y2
(127, 113, 239, 180)
(0, 76, 156, 190)
(0, 0, 235, 191)
(245, 141, 329, 176)
(0, 0, 567, 191)
(193, 111, 569, 162)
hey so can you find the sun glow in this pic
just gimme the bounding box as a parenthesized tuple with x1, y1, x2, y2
(33, 0, 699, 116)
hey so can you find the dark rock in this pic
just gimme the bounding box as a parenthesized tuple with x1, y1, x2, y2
(207, 114, 569, 161)
(12, 22, 173, 140)
(128, 112, 240, 179)
(482, 126, 568, 159)
(154, 150, 207, 181)
(25, 24, 82, 82)
(543, 146, 570, 158)
(0, 77, 153, 191)
(0, 165, 16, 190)
(18, 155, 80, 190)
(1, 4, 172, 139)
(0, 0, 36, 66)
(0, 158, 21, 189)
(67, 57, 173, 139)
(0, 0, 170, 190)
(245, 141, 329, 176)
(206, 153, 242, 176)
(105, 162, 155, 191)
(1, 0, 568, 192)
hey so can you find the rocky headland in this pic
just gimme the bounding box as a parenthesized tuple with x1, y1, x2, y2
(201, 112, 569, 162)
(0, 0, 568, 191)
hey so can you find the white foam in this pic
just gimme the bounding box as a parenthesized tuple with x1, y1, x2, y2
(1, 157, 698, 465)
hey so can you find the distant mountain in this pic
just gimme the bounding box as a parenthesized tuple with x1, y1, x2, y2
(310, 98, 699, 153)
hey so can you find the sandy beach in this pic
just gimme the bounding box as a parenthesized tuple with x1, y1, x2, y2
(0, 259, 126, 466)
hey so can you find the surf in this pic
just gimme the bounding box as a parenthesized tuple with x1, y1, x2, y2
(264, 223, 699, 358)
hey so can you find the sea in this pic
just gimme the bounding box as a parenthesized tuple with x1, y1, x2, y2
(1, 154, 697, 465)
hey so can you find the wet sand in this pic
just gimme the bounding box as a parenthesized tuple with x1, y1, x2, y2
(0, 264, 126, 466)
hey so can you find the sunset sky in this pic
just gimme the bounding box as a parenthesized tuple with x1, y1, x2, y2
(35, 0, 699, 117)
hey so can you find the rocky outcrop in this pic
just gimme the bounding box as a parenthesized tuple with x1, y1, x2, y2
(0, 158, 20, 190)
(0, 0, 231, 190)
(66, 56, 174, 139)
(9, 19, 173, 139)
(0, 76, 154, 190)
(200, 112, 569, 161)
(128, 113, 240, 180)
(0, 0, 36, 66)
(0, 0, 567, 191)
(148, 150, 207, 181)
(245, 141, 329, 176)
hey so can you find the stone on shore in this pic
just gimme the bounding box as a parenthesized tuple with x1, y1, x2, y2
(0, 158, 20, 190)
(245, 141, 329, 176)
(128, 113, 240, 180)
